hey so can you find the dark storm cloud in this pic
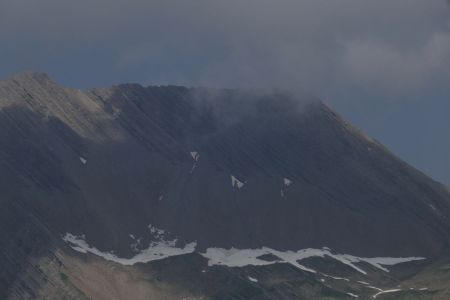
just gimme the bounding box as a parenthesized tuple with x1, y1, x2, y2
(1, 0, 450, 96)
(0, 0, 450, 184)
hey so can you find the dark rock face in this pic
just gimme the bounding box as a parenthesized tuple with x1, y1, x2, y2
(1, 72, 450, 297)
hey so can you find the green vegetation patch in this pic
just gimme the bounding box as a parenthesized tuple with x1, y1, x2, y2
(59, 272, 69, 282)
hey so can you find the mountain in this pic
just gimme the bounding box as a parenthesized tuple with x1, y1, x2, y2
(1, 71, 450, 299)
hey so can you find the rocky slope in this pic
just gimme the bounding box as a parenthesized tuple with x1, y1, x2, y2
(1, 72, 450, 299)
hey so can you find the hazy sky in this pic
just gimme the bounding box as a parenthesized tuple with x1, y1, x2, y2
(0, 0, 449, 184)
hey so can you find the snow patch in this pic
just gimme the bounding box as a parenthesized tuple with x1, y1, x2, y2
(202, 248, 273, 267)
(346, 292, 359, 298)
(267, 248, 318, 273)
(201, 247, 425, 275)
(148, 224, 166, 238)
(304, 248, 425, 275)
(189, 151, 200, 173)
(190, 151, 200, 161)
(322, 274, 350, 282)
(62, 233, 88, 253)
(231, 175, 245, 189)
(281, 178, 293, 197)
(62, 233, 426, 276)
(360, 257, 426, 273)
(366, 286, 383, 292)
(372, 289, 402, 299)
(63, 233, 196, 266)
(129, 235, 143, 253)
(201, 248, 314, 274)
(283, 178, 292, 186)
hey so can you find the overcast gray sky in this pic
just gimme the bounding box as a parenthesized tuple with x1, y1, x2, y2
(1, 0, 449, 185)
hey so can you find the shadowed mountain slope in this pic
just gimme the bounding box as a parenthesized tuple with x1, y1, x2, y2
(1, 72, 450, 299)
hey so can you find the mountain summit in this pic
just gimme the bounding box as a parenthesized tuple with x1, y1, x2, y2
(1, 72, 450, 299)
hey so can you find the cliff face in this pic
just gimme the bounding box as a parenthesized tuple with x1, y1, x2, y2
(1, 72, 450, 299)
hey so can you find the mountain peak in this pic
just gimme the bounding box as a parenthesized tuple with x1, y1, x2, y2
(2, 74, 450, 299)
(4, 71, 53, 85)
(11, 70, 50, 80)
